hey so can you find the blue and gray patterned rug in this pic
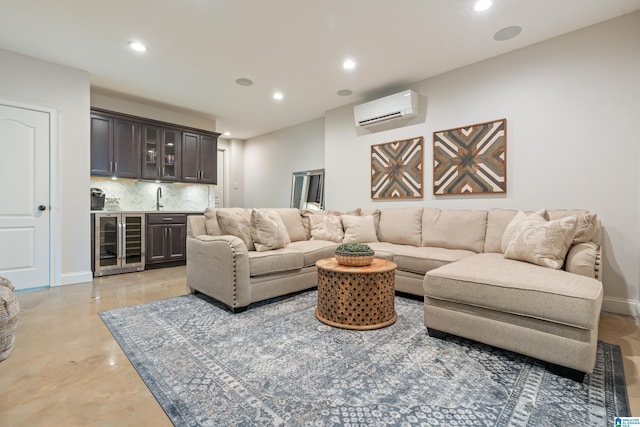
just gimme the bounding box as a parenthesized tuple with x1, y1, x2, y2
(100, 291, 629, 426)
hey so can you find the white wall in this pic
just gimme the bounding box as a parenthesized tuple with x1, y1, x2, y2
(244, 118, 325, 208)
(0, 48, 91, 285)
(324, 12, 640, 314)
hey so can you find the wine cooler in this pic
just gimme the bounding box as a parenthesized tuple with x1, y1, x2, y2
(93, 213, 145, 276)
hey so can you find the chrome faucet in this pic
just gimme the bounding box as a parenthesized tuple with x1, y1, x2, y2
(156, 187, 163, 211)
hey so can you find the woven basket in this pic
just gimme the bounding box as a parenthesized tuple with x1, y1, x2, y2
(0, 277, 19, 362)
(335, 251, 374, 267)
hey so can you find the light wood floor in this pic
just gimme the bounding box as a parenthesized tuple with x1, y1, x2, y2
(1, 266, 638, 426)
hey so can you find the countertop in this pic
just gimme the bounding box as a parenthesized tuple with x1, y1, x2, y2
(90, 210, 204, 215)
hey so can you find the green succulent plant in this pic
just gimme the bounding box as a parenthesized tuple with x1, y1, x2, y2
(335, 242, 373, 253)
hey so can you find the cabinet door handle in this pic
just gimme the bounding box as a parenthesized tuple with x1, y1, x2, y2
(110, 161, 113, 172)
(114, 162, 118, 172)
(168, 228, 172, 239)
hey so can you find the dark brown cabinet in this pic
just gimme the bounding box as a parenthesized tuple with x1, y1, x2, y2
(145, 214, 187, 267)
(90, 112, 141, 179)
(182, 132, 218, 184)
(141, 125, 181, 181)
(91, 109, 218, 184)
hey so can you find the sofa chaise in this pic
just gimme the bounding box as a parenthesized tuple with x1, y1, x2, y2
(186, 206, 603, 380)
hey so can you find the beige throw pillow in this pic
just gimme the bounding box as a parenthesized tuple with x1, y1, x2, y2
(504, 212, 578, 269)
(216, 210, 255, 251)
(342, 215, 379, 243)
(250, 209, 291, 252)
(501, 209, 548, 253)
(309, 214, 344, 243)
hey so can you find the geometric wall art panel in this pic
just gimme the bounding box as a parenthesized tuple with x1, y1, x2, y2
(433, 119, 506, 195)
(371, 136, 423, 199)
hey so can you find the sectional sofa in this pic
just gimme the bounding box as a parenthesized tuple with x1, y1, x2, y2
(186, 206, 602, 380)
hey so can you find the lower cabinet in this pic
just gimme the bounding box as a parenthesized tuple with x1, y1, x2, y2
(145, 214, 187, 268)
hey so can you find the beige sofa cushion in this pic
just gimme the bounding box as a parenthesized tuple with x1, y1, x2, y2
(204, 208, 221, 236)
(425, 253, 603, 329)
(248, 248, 304, 276)
(205, 207, 247, 236)
(267, 208, 307, 242)
(286, 240, 338, 267)
(309, 214, 344, 243)
(565, 242, 598, 278)
(393, 245, 475, 275)
(216, 209, 254, 250)
(484, 208, 518, 253)
(421, 208, 487, 253)
(342, 215, 379, 243)
(378, 208, 423, 246)
(504, 211, 577, 269)
(250, 209, 291, 252)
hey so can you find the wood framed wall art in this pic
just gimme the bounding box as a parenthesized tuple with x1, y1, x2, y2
(371, 136, 423, 199)
(433, 118, 506, 195)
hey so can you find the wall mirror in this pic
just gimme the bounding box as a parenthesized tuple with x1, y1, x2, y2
(291, 169, 324, 210)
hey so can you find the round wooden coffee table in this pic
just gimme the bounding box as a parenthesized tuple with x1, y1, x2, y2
(315, 257, 397, 330)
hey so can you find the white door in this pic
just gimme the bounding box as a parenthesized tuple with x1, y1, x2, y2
(0, 104, 50, 290)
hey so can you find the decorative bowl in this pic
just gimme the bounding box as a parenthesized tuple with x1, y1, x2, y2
(334, 250, 375, 267)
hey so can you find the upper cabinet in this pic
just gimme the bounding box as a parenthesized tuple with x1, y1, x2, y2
(181, 132, 218, 184)
(90, 112, 141, 179)
(141, 125, 181, 181)
(90, 109, 219, 183)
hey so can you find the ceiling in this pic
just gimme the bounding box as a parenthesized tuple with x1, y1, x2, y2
(1, 0, 639, 140)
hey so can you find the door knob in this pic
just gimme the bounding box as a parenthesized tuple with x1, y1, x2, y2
(37, 205, 47, 211)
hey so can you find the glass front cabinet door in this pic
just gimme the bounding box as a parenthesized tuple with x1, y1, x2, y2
(142, 125, 181, 181)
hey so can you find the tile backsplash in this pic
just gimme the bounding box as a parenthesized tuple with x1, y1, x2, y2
(90, 177, 215, 212)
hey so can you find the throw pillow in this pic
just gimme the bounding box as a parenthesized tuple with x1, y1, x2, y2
(250, 209, 291, 252)
(504, 212, 578, 269)
(309, 214, 344, 243)
(573, 212, 599, 244)
(216, 210, 255, 251)
(342, 215, 379, 243)
(500, 209, 549, 253)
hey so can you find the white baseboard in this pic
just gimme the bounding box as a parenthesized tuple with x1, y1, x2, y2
(57, 271, 93, 286)
(601, 296, 640, 317)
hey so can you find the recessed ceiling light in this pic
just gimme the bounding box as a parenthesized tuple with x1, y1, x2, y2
(343, 59, 356, 70)
(337, 89, 353, 97)
(235, 78, 254, 86)
(273, 92, 284, 101)
(494, 25, 522, 41)
(128, 41, 147, 52)
(223, 131, 231, 136)
(473, 0, 493, 12)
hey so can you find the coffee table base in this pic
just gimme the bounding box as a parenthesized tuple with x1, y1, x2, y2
(315, 308, 397, 330)
(315, 258, 397, 330)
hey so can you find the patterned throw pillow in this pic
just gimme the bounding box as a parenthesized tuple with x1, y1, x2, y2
(309, 214, 344, 243)
(504, 211, 577, 269)
(216, 210, 254, 251)
(250, 209, 291, 252)
(501, 209, 548, 253)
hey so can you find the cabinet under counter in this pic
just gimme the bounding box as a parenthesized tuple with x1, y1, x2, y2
(145, 213, 188, 269)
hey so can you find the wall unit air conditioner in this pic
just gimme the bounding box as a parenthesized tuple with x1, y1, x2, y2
(354, 89, 418, 127)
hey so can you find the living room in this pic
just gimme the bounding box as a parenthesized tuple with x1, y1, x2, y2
(1, 1, 640, 425)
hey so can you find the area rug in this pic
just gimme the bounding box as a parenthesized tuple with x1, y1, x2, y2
(100, 291, 630, 426)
